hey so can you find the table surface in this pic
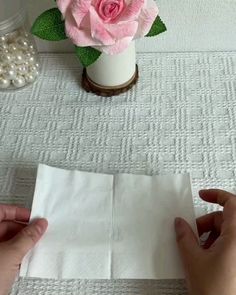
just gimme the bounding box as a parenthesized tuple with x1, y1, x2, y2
(1, 52, 236, 294)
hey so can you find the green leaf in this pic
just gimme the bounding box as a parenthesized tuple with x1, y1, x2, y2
(74, 46, 102, 67)
(31, 8, 67, 41)
(145, 16, 167, 37)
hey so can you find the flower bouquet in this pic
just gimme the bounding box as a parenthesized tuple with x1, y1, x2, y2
(32, 0, 166, 96)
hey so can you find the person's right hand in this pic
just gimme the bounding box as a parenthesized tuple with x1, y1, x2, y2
(175, 189, 236, 295)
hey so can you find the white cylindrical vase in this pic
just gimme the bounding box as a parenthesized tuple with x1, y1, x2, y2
(82, 42, 138, 97)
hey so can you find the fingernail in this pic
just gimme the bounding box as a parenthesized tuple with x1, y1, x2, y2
(174, 217, 185, 238)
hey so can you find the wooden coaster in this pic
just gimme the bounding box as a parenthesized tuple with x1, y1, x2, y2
(82, 65, 139, 97)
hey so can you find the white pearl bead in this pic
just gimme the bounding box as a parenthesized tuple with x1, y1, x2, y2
(25, 73, 36, 83)
(0, 53, 13, 63)
(0, 43, 8, 51)
(24, 52, 32, 58)
(3, 69, 16, 80)
(29, 65, 38, 72)
(28, 56, 36, 64)
(1, 49, 10, 57)
(0, 76, 10, 89)
(30, 50, 36, 56)
(28, 45, 34, 51)
(14, 52, 25, 64)
(8, 44, 18, 53)
(17, 65, 28, 75)
(35, 63, 40, 68)
(12, 75, 26, 88)
(16, 37, 29, 50)
(5, 63, 16, 71)
(0, 36, 6, 43)
(4, 68, 16, 80)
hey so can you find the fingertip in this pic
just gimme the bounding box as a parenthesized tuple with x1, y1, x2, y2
(199, 189, 215, 203)
(174, 217, 184, 228)
(16, 207, 31, 221)
(32, 218, 48, 235)
(199, 189, 208, 198)
(199, 189, 234, 206)
(174, 217, 190, 241)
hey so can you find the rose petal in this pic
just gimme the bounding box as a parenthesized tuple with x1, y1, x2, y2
(118, 0, 145, 21)
(71, 0, 92, 27)
(65, 12, 101, 46)
(89, 7, 115, 45)
(107, 21, 138, 39)
(97, 36, 133, 55)
(135, 0, 159, 37)
(97, 0, 124, 22)
(57, 0, 72, 17)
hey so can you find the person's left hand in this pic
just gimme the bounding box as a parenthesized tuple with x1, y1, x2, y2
(0, 204, 47, 295)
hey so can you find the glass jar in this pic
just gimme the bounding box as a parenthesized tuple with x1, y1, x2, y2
(0, 0, 40, 90)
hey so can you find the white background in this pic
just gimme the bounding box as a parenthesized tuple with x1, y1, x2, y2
(26, 0, 236, 52)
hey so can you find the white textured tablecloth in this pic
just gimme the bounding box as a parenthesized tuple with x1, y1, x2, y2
(0, 52, 236, 294)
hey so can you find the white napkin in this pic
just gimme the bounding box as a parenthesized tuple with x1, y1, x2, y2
(20, 164, 197, 280)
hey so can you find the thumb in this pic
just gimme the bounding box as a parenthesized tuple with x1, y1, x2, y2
(9, 218, 48, 260)
(175, 218, 201, 270)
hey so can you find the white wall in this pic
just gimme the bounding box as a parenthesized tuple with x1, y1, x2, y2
(26, 0, 236, 52)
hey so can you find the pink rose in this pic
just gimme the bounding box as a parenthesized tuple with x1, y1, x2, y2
(57, 0, 159, 55)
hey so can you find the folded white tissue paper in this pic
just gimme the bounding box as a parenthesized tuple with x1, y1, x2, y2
(20, 164, 197, 280)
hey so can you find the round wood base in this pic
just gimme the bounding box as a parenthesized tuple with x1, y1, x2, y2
(81, 65, 139, 97)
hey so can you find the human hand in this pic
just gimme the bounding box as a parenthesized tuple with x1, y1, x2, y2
(175, 189, 236, 295)
(0, 204, 47, 295)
